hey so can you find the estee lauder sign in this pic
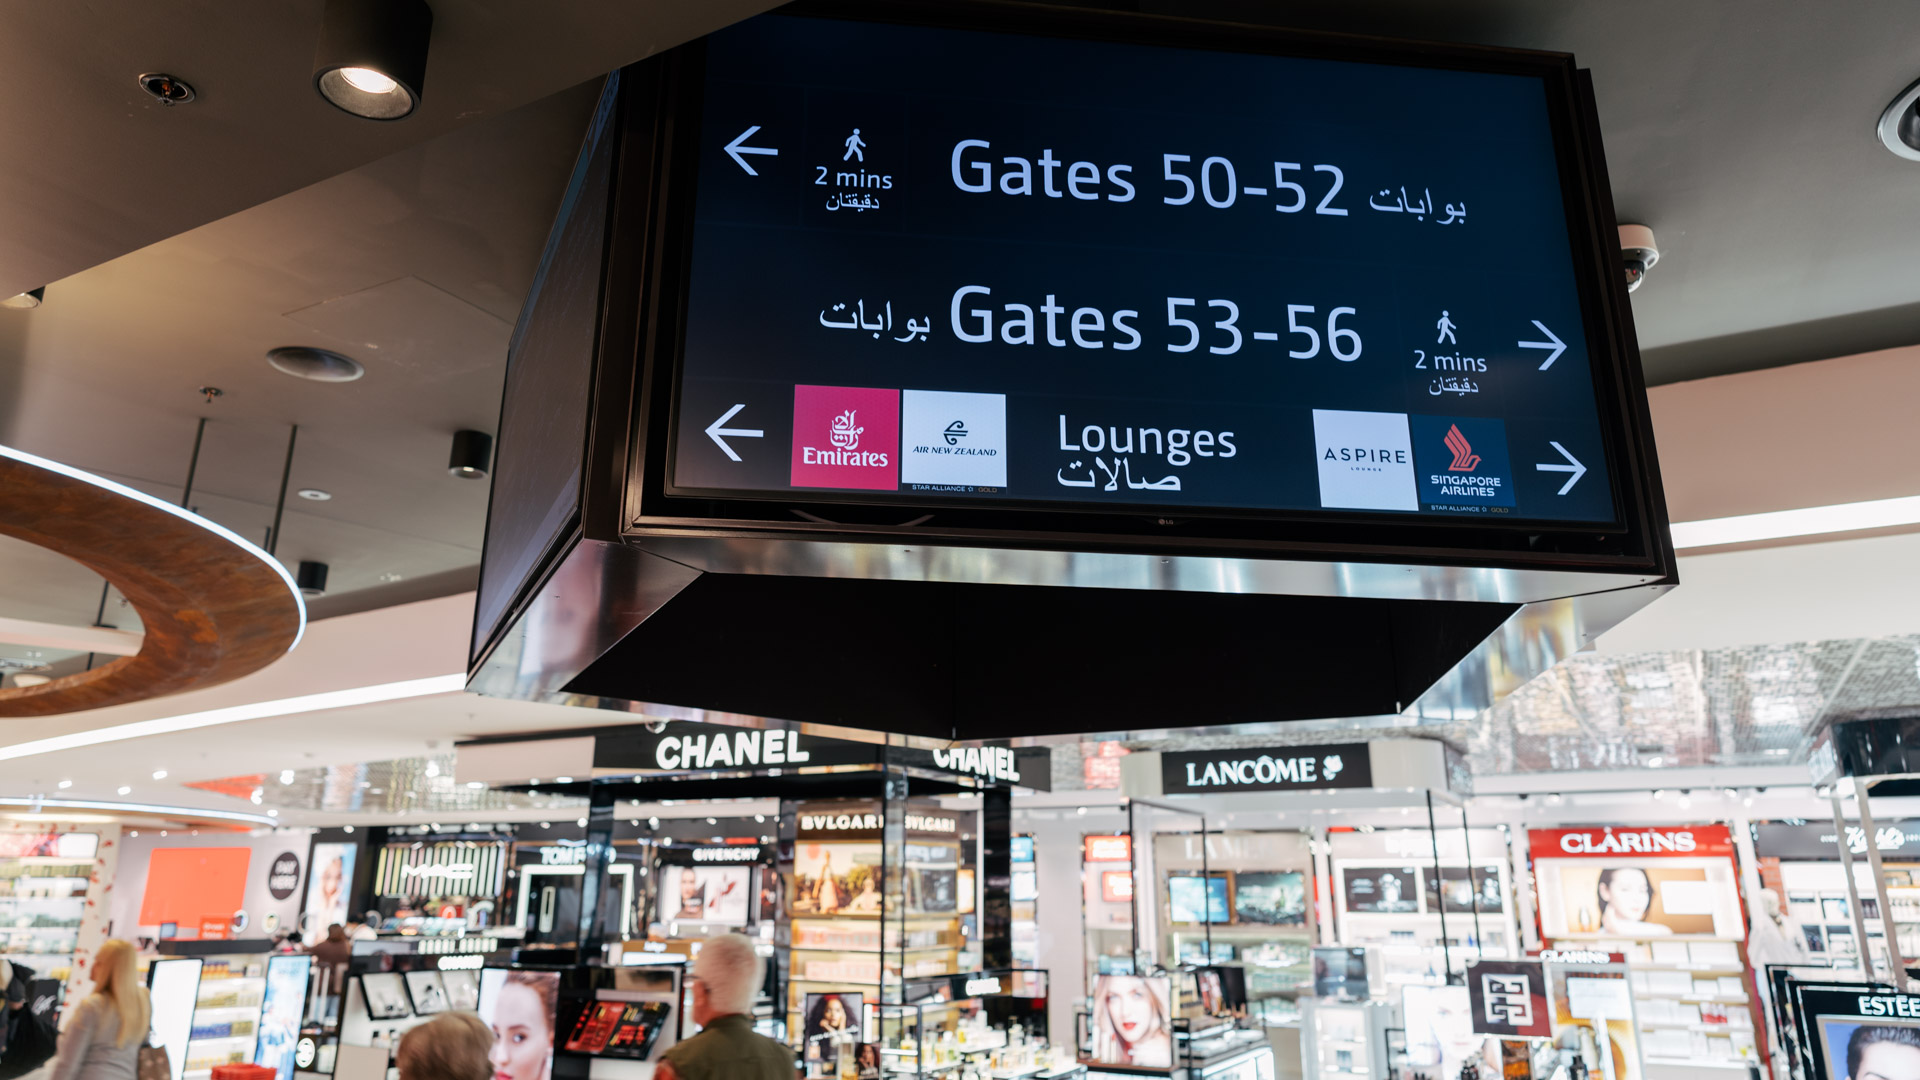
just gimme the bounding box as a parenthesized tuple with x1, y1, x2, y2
(1161, 742, 1372, 794)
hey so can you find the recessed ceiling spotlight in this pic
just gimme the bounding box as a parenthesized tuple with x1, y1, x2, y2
(280, 769, 295, 785)
(1, 287, 45, 310)
(56, 780, 71, 789)
(449, 430, 492, 479)
(117, 786, 131, 795)
(313, 0, 433, 120)
(296, 489, 332, 501)
(138, 73, 196, 105)
(267, 346, 364, 383)
(152, 770, 168, 780)
(1879, 77, 1920, 160)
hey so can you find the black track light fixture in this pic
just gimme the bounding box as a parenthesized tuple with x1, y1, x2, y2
(449, 429, 492, 479)
(313, 0, 433, 120)
(296, 561, 330, 597)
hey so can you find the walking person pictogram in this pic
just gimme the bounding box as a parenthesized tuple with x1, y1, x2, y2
(1435, 310, 1457, 346)
(843, 128, 866, 162)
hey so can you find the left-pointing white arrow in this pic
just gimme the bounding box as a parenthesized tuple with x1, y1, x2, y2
(705, 403, 764, 462)
(724, 126, 778, 176)
(1535, 441, 1587, 494)
(1518, 319, 1567, 370)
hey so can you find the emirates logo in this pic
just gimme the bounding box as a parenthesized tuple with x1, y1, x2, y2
(829, 410, 863, 451)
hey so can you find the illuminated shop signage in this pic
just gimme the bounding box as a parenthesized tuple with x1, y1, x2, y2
(1534, 949, 1622, 965)
(1753, 821, 1920, 859)
(654, 728, 810, 770)
(1529, 824, 1733, 859)
(538, 844, 589, 865)
(931, 746, 1020, 784)
(1161, 742, 1371, 794)
(794, 806, 962, 840)
(1083, 835, 1132, 862)
(692, 846, 764, 862)
(588, 721, 1049, 788)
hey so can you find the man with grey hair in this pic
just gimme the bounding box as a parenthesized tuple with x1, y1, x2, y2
(657, 933, 794, 1080)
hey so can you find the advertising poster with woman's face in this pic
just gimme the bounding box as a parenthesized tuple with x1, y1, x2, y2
(793, 843, 881, 916)
(1821, 1018, 1920, 1080)
(253, 954, 312, 1080)
(481, 969, 559, 1080)
(1539, 860, 1737, 938)
(803, 992, 863, 1048)
(1090, 975, 1172, 1068)
(1402, 986, 1494, 1078)
(305, 842, 355, 931)
(668, 866, 751, 925)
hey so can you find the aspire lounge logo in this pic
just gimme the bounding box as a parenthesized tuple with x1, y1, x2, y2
(1557, 829, 1697, 855)
(791, 385, 899, 490)
(1443, 424, 1481, 472)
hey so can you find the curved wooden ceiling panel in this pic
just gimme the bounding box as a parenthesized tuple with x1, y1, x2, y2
(0, 446, 304, 716)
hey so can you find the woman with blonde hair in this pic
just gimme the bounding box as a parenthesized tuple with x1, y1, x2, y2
(49, 940, 151, 1080)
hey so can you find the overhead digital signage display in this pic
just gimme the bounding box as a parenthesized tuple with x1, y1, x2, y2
(665, 9, 1621, 528)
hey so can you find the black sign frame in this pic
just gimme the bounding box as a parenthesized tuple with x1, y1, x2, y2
(1162, 742, 1373, 794)
(610, 0, 1667, 570)
(1791, 981, 1909, 1080)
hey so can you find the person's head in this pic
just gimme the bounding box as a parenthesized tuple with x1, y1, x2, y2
(328, 924, 349, 943)
(1850, 1024, 1920, 1080)
(690, 934, 761, 1027)
(488, 973, 556, 1080)
(1597, 868, 1653, 922)
(289, 931, 305, 945)
(1098, 976, 1167, 1049)
(680, 869, 700, 902)
(400, 1012, 492, 1080)
(823, 997, 850, 1029)
(322, 856, 344, 892)
(90, 939, 151, 1048)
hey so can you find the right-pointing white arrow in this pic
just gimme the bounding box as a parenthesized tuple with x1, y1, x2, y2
(1519, 319, 1567, 370)
(704, 403, 764, 463)
(723, 126, 778, 176)
(1536, 441, 1587, 494)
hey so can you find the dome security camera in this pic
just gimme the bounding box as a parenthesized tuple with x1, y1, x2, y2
(1620, 224, 1659, 292)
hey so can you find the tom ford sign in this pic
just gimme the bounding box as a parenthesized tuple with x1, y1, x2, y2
(1161, 743, 1372, 794)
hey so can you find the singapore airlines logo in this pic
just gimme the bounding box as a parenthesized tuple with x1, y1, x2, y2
(1443, 424, 1481, 472)
(830, 410, 863, 451)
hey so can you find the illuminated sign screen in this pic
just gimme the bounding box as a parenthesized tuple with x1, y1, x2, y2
(666, 10, 1620, 528)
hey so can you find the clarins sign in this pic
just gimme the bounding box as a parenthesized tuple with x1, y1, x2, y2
(1529, 825, 1733, 860)
(1161, 742, 1372, 794)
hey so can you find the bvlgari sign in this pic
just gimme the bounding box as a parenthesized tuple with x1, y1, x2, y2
(1161, 742, 1372, 794)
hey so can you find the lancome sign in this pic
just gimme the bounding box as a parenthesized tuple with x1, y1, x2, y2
(1161, 743, 1372, 794)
